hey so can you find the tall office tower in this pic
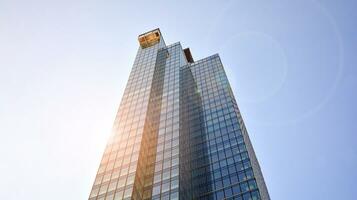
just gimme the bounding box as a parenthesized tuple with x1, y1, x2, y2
(88, 29, 270, 200)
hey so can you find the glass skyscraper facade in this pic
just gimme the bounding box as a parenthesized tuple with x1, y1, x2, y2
(88, 29, 270, 200)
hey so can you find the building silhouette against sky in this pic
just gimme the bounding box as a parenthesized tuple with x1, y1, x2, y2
(88, 29, 270, 200)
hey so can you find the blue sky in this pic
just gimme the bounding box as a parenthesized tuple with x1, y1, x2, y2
(0, 0, 356, 199)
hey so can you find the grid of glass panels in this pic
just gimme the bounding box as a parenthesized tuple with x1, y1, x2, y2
(187, 55, 261, 200)
(89, 30, 269, 200)
(88, 36, 166, 200)
(134, 45, 169, 200)
(151, 43, 187, 200)
(179, 65, 213, 200)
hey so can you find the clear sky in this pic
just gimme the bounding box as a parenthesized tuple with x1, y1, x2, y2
(0, 0, 356, 199)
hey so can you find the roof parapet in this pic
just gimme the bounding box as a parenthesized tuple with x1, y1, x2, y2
(183, 48, 194, 63)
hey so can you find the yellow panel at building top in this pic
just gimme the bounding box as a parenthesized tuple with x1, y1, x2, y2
(138, 29, 161, 48)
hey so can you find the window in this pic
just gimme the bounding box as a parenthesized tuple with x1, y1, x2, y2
(162, 182, 170, 193)
(153, 185, 161, 196)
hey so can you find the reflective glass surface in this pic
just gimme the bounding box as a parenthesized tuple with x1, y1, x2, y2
(88, 30, 269, 200)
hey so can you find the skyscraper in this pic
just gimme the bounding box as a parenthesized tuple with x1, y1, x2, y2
(88, 29, 270, 200)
